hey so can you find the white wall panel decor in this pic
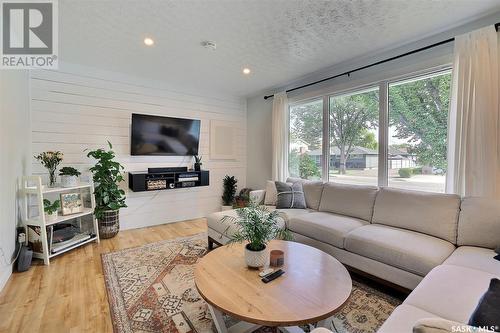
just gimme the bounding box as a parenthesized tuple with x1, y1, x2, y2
(30, 66, 247, 230)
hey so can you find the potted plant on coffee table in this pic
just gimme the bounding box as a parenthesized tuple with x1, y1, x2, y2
(221, 202, 292, 268)
(59, 166, 81, 188)
(221, 175, 237, 211)
(87, 142, 127, 239)
(43, 199, 60, 222)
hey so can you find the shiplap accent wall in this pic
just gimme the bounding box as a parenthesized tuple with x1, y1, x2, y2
(30, 67, 246, 230)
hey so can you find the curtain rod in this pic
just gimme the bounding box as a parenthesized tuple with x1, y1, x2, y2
(264, 22, 500, 100)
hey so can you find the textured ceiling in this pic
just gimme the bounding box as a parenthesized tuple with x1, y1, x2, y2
(59, 0, 500, 97)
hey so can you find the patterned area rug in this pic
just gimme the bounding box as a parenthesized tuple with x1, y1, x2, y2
(102, 234, 401, 333)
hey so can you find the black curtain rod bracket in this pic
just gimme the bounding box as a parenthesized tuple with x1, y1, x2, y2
(264, 22, 500, 100)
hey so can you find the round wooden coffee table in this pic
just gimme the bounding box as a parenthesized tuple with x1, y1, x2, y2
(194, 240, 352, 333)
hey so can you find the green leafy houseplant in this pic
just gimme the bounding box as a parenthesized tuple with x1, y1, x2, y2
(86, 142, 127, 221)
(43, 199, 60, 215)
(59, 167, 81, 177)
(222, 202, 292, 267)
(35, 151, 63, 187)
(222, 175, 237, 206)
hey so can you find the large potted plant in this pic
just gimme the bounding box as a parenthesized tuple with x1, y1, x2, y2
(34, 151, 63, 187)
(87, 142, 127, 239)
(221, 202, 292, 268)
(221, 175, 237, 211)
(59, 166, 81, 188)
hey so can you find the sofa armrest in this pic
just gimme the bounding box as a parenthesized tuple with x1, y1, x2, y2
(413, 318, 495, 333)
(249, 190, 266, 205)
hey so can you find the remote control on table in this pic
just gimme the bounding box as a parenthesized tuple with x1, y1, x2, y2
(261, 269, 285, 283)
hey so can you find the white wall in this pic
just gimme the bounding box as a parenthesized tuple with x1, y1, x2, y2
(30, 63, 247, 230)
(0, 70, 31, 291)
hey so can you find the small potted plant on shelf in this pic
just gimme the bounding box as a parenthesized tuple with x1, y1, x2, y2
(43, 199, 60, 222)
(221, 175, 237, 211)
(59, 166, 81, 188)
(221, 202, 292, 268)
(34, 151, 63, 188)
(87, 142, 127, 239)
(194, 155, 202, 171)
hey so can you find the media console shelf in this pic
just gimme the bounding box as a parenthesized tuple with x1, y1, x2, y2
(128, 169, 209, 192)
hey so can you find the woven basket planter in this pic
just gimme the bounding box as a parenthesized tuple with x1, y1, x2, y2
(99, 209, 120, 239)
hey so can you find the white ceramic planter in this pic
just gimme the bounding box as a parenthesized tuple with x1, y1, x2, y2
(244, 244, 268, 268)
(61, 175, 79, 188)
(45, 211, 58, 222)
(221, 205, 233, 211)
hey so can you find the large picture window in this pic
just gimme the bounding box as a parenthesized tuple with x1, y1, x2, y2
(288, 99, 323, 180)
(328, 87, 379, 186)
(288, 69, 452, 192)
(388, 71, 451, 192)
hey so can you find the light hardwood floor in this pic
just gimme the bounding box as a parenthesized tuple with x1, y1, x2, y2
(0, 219, 207, 333)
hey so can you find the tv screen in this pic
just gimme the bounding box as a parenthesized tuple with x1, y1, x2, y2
(131, 114, 201, 156)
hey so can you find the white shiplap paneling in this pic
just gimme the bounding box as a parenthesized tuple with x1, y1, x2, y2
(30, 68, 247, 230)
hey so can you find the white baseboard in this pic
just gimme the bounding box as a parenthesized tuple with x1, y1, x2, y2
(0, 266, 12, 293)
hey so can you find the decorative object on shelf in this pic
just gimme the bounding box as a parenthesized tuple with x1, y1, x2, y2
(34, 151, 63, 187)
(60, 192, 83, 215)
(270, 249, 285, 267)
(221, 175, 237, 211)
(87, 141, 127, 239)
(221, 202, 292, 268)
(43, 199, 60, 223)
(59, 166, 81, 188)
(233, 188, 252, 208)
(194, 155, 202, 171)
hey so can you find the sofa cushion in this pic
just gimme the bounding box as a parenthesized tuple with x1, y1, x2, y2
(443, 246, 500, 277)
(286, 177, 324, 210)
(288, 212, 368, 249)
(275, 181, 306, 209)
(377, 304, 441, 333)
(344, 224, 455, 276)
(372, 187, 461, 243)
(264, 180, 278, 206)
(413, 317, 494, 333)
(318, 182, 378, 221)
(404, 265, 497, 323)
(458, 197, 500, 249)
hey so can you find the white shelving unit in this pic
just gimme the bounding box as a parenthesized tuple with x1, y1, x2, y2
(20, 176, 100, 265)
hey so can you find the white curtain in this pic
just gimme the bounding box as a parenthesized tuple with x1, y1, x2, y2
(271, 92, 289, 181)
(446, 26, 500, 198)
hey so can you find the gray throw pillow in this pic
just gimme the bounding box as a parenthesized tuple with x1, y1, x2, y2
(275, 181, 306, 209)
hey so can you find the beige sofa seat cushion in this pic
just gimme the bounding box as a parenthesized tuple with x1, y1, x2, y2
(288, 212, 369, 249)
(319, 182, 378, 221)
(345, 224, 455, 276)
(372, 187, 460, 243)
(458, 197, 500, 249)
(377, 304, 441, 333)
(412, 318, 495, 333)
(287, 177, 324, 210)
(443, 246, 500, 276)
(404, 265, 497, 323)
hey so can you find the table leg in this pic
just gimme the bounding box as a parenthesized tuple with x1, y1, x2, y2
(208, 304, 261, 333)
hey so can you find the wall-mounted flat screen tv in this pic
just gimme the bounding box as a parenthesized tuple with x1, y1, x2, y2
(131, 113, 201, 156)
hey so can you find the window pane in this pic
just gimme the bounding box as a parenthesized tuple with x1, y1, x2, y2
(329, 88, 379, 186)
(289, 99, 323, 180)
(388, 71, 451, 193)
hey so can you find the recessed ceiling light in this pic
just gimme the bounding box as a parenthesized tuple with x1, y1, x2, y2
(243, 68, 251, 75)
(144, 37, 154, 46)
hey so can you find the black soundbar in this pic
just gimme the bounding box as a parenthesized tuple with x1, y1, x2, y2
(148, 167, 188, 173)
(128, 170, 209, 192)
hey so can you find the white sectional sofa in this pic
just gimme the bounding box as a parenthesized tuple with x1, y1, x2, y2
(206, 179, 500, 332)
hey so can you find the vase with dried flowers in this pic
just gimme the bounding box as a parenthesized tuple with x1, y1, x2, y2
(34, 151, 63, 187)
